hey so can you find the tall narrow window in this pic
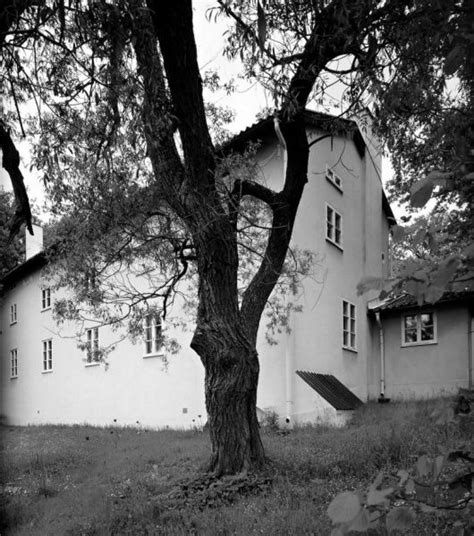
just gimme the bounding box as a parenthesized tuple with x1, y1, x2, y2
(42, 339, 53, 372)
(326, 204, 343, 248)
(402, 312, 436, 346)
(10, 304, 17, 324)
(10, 349, 18, 378)
(343, 300, 356, 351)
(86, 328, 100, 363)
(144, 314, 163, 356)
(42, 288, 51, 310)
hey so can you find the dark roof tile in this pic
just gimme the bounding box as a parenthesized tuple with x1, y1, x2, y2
(296, 371, 363, 410)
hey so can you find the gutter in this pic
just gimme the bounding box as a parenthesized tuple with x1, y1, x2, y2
(275, 116, 294, 426)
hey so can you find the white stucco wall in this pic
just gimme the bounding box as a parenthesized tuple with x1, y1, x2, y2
(254, 126, 390, 424)
(0, 270, 206, 428)
(370, 303, 471, 399)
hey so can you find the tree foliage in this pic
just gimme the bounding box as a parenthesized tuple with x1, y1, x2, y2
(0, 191, 24, 280)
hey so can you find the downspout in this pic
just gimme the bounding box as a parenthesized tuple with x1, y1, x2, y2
(274, 117, 293, 425)
(375, 311, 388, 402)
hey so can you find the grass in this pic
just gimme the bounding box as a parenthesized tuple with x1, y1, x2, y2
(0, 398, 472, 535)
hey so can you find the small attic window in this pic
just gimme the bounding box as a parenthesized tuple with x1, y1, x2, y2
(326, 165, 343, 192)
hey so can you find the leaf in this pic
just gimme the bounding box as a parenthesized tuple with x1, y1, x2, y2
(327, 491, 361, 524)
(416, 455, 431, 478)
(348, 507, 370, 532)
(367, 487, 394, 505)
(391, 225, 406, 242)
(257, 1, 267, 51)
(432, 455, 445, 481)
(386, 507, 416, 533)
(397, 469, 409, 486)
(370, 471, 385, 491)
(432, 257, 460, 288)
(419, 502, 437, 513)
(405, 478, 415, 494)
(357, 275, 384, 295)
(444, 45, 464, 75)
(410, 177, 434, 208)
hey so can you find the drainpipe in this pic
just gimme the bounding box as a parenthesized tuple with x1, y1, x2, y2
(285, 330, 294, 426)
(375, 311, 387, 401)
(274, 116, 293, 425)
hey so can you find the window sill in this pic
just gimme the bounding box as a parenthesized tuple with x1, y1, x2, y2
(143, 352, 164, 359)
(326, 176, 343, 193)
(42, 369, 53, 374)
(10, 376, 18, 380)
(326, 238, 343, 252)
(85, 362, 101, 367)
(343, 346, 358, 354)
(41, 307, 51, 312)
(10, 321, 17, 326)
(401, 340, 437, 348)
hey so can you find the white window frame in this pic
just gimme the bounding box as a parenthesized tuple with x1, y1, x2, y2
(85, 327, 100, 364)
(144, 314, 163, 357)
(326, 203, 343, 249)
(401, 311, 437, 347)
(342, 300, 357, 351)
(41, 288, 51, 310)
(326, 165, 343, 192)
(42, 339, 53, 372)
(10, 349, 18, 379)
(10, 303, 17, 325)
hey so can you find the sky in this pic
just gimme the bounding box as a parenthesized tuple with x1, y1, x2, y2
(0, 1, 399, 219)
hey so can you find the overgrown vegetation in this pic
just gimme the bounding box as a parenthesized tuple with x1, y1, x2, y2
(1, 398, 472, 535)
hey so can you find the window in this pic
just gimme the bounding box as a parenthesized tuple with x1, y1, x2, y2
(10, 349, 18, 378)
(10, 304, 17, 324)
(144, 314, 163, 356)
(342, 300, 356, 351)
(42, 288, 51, 310)
(326, 204, 343, 248)
(402, 312, 436, 346)
(326, 165, 343, 191)
(42, 339, 53, 372)
(86, 328, 100, 363)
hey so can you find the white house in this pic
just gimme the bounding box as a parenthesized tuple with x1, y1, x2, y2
(1, 111, 470, 429)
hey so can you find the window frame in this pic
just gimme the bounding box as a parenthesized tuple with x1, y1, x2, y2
(85, 327, 100, 365)
(41, 288, 51, 311)
(401, 311, 437, 347)
(342, 300, 357, 352)
(42, 339, 53, 373)
(143, 313, 163, 357)
(326, 203, 343, 250)
(325, 165, 343, 192)
(10, 303, 17, 325)
(10, 348, 18, 379)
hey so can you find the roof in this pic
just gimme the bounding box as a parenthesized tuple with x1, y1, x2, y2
(369, 291, 474, 313)
(222, 110, 366, 158)
(296, 371, 364, 411)
(1, 251, 47, 291)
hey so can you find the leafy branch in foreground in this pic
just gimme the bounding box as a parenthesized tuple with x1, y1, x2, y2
(327, 407, 474, 535)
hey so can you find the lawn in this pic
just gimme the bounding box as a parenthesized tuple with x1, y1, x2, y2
(0, 399, 472, 535)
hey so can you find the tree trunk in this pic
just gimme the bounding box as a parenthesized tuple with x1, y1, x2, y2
(192, 321, 266, 475)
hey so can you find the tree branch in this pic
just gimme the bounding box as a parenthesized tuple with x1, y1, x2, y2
(0, 121, 33, 240)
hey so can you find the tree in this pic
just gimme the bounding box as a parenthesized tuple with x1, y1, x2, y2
(1, 0, 468, 474)
(0, 191, 24, 280)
